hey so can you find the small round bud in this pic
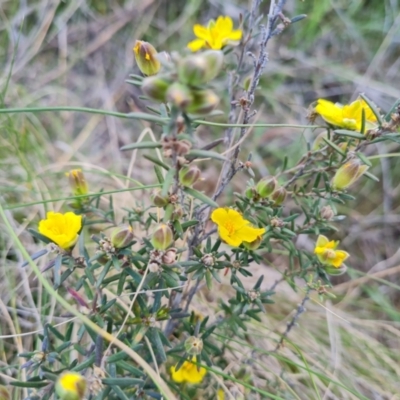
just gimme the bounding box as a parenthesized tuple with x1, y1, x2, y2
(242, 235, 262, 250)
(55, 371, 86, 400)
(256, 177, 277, 198)
(271, 187, 287, 205)
(245, 187, 257, 200)
(332, 158, 369, 190)
(184, 336, 203, 355)
(186, 89, 219, 114)
(162, 248, 177, 265)
(201, 253, 215, 267)
(178, 50, 224, 86)
(151, 190, 169, 208)
(320, 205, 335, 221)
(166, 82, 193, 109)
(179, 165, 201, 187)
(133, 40, 161, 76)
(141, 75, 171, 101)
(151, 224, 174, 250)
(148, 262, 161, 273)
(110, 225, 134, 249)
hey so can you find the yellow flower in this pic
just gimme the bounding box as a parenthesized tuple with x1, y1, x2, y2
(211, 208, 265, 247)
(38, 211, 82, 250)
(314, 98, 377, 132)
(188, 16, 242, 51)
(170, 358, 207, 384)
(217, 388, 225, 400)
(314, 235, 349, 268)
(55, 371, 86, 400)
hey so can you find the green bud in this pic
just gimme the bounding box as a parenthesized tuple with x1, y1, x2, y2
(110, 225, 134, 249)
(332, 158, 369, 190)
(151, 190, 169, 207)
(186, 89, 219, 114)
(245, 187, 258, 201)
(324, 264, 348, 276)
(256, 177, 277, 198)
(166, 82, 193, 109)
(55, 371, 86, 400)
(0, 385, 10, 400)
(141, 75, 171, 102)
(243, 235, 262, 251)
(179, 165, 201, 187)
(184, 336, 203, 355)
(178, 50, 224, 86)
(133, 40, 161, 76)
(66, 169, 89, 197)
(271, 187, 287, 205)
(312, 131, 328, 151)
(151, 224, 174, 250)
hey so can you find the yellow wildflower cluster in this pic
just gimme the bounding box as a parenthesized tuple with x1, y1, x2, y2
(211, 208, 265, 247)
(55, 371, 86, 400)
(314, 98, 377, 132)
(38, 211, 82, 250)
(188, 16, 242, 51)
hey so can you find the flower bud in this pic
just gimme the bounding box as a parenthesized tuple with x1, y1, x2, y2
(179, 165, 201, 186)
(324, 264, 348, 276)
(178, 50, 223, 86)
(133, 40, 161, 76)
(256, 177, 277, 198)
(186, 89, 219, 114)
(320, 205, 335, 221)
(151, 224, 174, 250)
(55, 371, 86, 400)
(66, 169, 88, 197)
(243, 235, 262, 251)
(184, 336, 203, 355)
(141, 75, 171, 101)
(166, 83, 193, 109)
(0, 385, 10, 400)
(312, 131, 328, 151)
(271, 187, 287, 205)
(201, 253, 215, 267)
(331, 159, 369, 190)
(162, 248, 177, 265)
(151, 190, 169, 208)
(110, 225, 134, 249)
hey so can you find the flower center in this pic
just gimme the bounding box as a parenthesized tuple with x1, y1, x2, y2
(223, 221, 236, 236)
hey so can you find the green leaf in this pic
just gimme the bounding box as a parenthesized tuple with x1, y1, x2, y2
(11, 380, 48, 388)
(334, 130, 365, 139)
(183, 187, 218, 208)
(102, 378, 144, 387)
(364, 171, 380, 182)
(360, 93, 383, 126)
(120, 141, 162, 151)
(322, 137, 346, 157)
(186, 149, 228, 162)
(384, 98, 400, 122)
(143, 154, 170, 170)
(161, 168, 175, 197)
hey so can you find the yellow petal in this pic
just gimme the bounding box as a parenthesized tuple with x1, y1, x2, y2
(183, 364, 207, 384)
(331, 250, 349, 267)
(315, 99, 344, 127)
(218, 226, 243, 247)
(227, 29, 242, 41)
(170, 365, 185, 383)
(315, 235, 329, 249)
(236, 225, 265, 243)
(193, 24, 210, 40)
(187, 38, 206, 52)
(215, 16, 233, 33)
